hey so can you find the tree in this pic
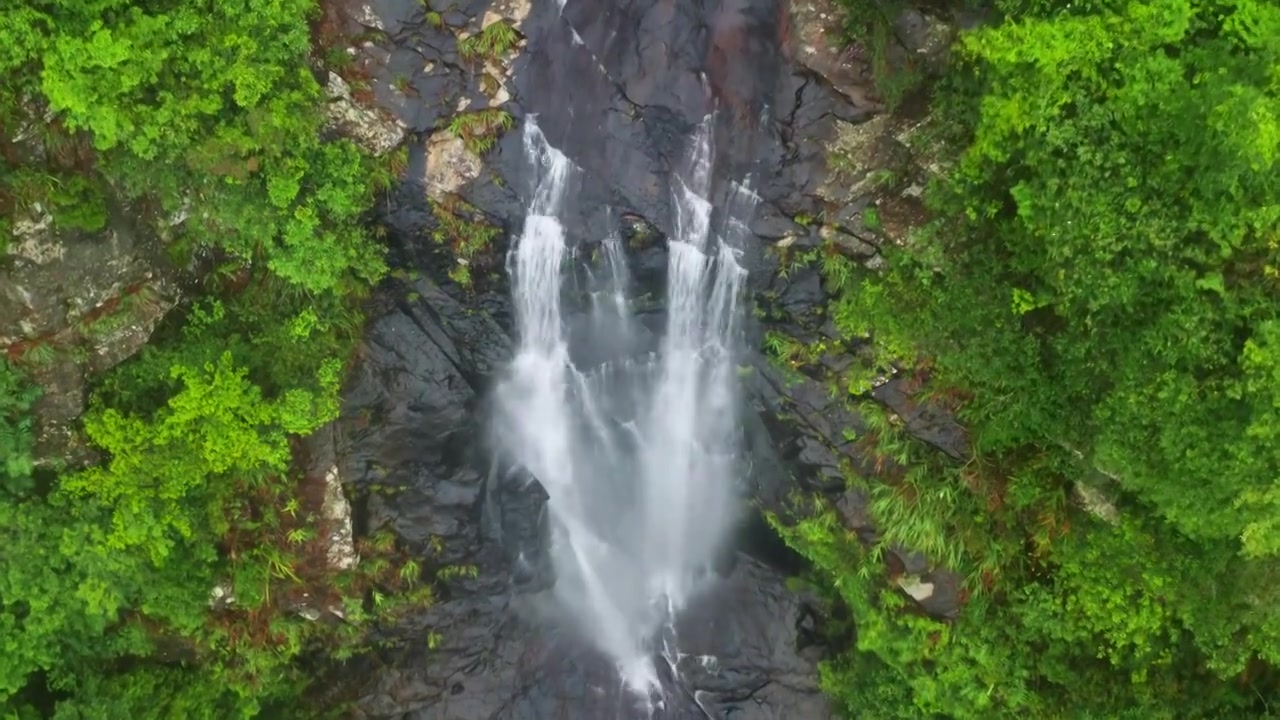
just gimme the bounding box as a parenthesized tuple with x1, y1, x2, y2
(801, 0, 1280, 715)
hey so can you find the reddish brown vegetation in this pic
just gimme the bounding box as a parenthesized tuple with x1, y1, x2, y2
(776, 0, 795, 60)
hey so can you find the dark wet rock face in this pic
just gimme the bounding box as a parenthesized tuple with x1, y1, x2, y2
(336, 278, 833, 719)
(357, 556, 827, 720)
(329, 0, 911, 715)
(503, 0, 869, 258)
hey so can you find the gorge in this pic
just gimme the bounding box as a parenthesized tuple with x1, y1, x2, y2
(4, 0, 1280, 718)
(335, 0, 863, 715)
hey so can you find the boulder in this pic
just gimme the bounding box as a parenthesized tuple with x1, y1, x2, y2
(423, 134, 484, 198)
(1073, 479, 1121, 526)
(789, 0, 881, 109)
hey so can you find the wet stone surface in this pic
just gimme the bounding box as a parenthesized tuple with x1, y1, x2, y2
(329, 0, 964, 715)
(328, 275, 836, 719)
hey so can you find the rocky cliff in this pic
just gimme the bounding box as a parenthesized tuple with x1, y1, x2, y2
(290, 0, 970, 717)
(3, 0, 966, 715)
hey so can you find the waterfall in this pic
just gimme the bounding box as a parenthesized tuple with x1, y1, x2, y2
(494, 116, 752, 700)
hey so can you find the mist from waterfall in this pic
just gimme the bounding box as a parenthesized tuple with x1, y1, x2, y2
(493, 115, 753, 699)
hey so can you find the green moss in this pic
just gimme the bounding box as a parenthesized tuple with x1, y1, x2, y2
(862, 206, 882, 231)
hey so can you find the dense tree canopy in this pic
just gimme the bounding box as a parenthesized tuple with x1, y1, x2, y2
(939, 0, 1280, 552)
(4, 0, 1278, 716)
(779, 0, 1280, 716)
(0, 2, 418, 716)
(2, 0, 386, 291)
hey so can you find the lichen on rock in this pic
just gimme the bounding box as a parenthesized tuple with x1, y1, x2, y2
(323, 70, 408, 156)
(424, 133, 484, 198)
(323, 464, 359, 571)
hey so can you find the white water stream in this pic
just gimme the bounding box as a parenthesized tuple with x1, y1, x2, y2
(494, 115, 753, 702)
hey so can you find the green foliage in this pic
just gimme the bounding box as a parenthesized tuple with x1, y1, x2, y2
(773, 490, 1264, 718)
(790, 0, 1280, 716)
(47, 667, 262, 720)
(0, 279, 446, 713)
(0, 103, 105, 237)
(457, 21, 521, 63)
(65, 350, 330, 563)
(428, 196, 502, 286)
(446, 108, 515, 156)
(0, 0, 448, 716)
(875, 0, 1280, 552)
(0, 362, 40, 496)
(3, 0, 387, 293)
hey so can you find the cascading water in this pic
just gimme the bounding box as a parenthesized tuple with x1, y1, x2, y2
(494, 114, 753, 703)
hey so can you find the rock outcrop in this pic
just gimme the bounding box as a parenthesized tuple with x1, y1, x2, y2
(320, 0, 973, 714)
(323, 275, 832, 719)
(324, 70, 409, 156)
(2, 204, 179, 463)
